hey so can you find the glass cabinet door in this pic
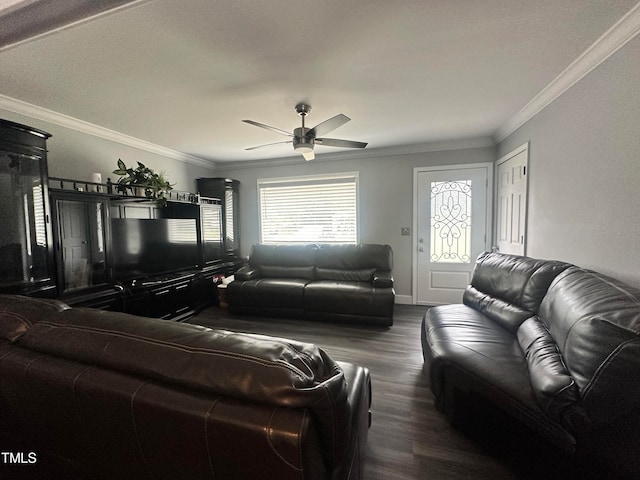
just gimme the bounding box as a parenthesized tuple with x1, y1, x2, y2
(0, 150, 51, 286)
(201, 203, 223, 265)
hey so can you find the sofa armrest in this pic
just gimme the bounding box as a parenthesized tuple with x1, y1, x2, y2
(234, 266, 261, 281)
(373, 271, 393, 288)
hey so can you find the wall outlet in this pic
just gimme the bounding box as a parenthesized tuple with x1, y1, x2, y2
(401, 227, 410, 236)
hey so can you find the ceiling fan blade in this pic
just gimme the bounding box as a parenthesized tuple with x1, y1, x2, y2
(245, 140, 292, 151)
(306, 114, 350, 138)
(315, 138, 367, 149)
(302, 150, 315, 161)
(242, 119, 293, 137)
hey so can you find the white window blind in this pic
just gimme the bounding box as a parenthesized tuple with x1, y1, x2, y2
(258, 173, 358, 244)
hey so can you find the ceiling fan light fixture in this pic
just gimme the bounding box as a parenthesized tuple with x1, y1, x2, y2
(293, 133, 314, 157)
(294, 142, 313, 154)
(295, 142, 315, 160)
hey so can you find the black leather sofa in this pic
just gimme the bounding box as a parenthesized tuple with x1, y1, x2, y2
(0, 295, 371, 480)
(421, 252, 640, 477)
(227, 244, 395, 326)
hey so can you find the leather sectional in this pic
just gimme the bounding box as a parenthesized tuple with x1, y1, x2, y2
(227, 244, 395, 326)
(0, 295, 371, 480)
(421, 252, 640, 477)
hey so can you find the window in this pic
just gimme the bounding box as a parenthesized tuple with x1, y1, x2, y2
(258, 173, 358, 244)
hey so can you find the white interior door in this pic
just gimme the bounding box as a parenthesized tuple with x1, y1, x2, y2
(60, 201, 91, 290)
(414, 164, 491, 305)
(496, 143, 528, 255)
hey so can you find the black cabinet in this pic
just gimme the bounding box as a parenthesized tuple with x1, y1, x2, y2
(0, 119, 56, 297)
(196, 178, 240, 260)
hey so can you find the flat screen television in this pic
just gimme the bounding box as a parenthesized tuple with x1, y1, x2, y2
(110, 218, 200, 280)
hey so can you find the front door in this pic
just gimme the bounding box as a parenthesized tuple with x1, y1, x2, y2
(414, 164, 492, 305)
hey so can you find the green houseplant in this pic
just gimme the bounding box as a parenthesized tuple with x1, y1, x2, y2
(112, 159, 174, 206)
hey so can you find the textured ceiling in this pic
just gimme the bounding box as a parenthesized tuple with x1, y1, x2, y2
(0, 0, 638, 163)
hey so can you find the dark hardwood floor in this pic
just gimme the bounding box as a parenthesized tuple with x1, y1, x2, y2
(187, 305, 615, 480)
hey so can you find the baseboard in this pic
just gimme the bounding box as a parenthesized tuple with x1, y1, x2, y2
(394, 295, 413, 305)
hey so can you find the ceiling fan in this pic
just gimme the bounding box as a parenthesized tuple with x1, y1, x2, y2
(243, 103, 367, 161)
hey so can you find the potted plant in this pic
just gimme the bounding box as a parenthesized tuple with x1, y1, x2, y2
(112, 159, 174, 206)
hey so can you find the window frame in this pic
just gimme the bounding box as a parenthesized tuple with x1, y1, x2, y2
(257, 172, 360, 245)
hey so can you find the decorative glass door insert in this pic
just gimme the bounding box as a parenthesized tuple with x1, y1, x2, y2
(430, 180, 472, 263)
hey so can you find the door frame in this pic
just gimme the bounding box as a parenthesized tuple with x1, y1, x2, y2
(412, 162, 494, 304)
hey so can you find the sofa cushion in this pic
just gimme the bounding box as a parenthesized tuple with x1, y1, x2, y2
(261, 265, 315, 279)
(304, 281, 394, 318)
(0, 295, 69, 342)
(315, 268, 375, 282)
(423, 305, 535, 404)
(517, 317, 579, 423)
(538, 267, 640, 430)
(462, 252, 571, 331)
(249, 244, 318, 268)
(18, 307, 351, 468)
(315, 244, 392, 271)
(463, 286, 532, 333)
(227, 278, 308, 310)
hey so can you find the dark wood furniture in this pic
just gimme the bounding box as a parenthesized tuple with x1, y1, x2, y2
(0, 119, 242, 320)
(196, 177, 240, 261)
(0, 119, 56, 298)
(48, 179, 235, 319)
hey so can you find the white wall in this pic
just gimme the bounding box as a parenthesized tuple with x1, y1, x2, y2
(498, 35, 640, 288)
(0, 110, 216, 192)
(212, 145, 496, 300)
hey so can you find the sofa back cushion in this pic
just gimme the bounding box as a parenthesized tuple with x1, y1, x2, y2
(315, 244, 393, 271)
(250, 244, 318, 268)
(260, 265, 315, 280)
(315, 268, 376, 282)
(463, 252, 571, 332)
(538, 267, 640, 430)
(0, 295, 69, 342)
(18, 307, 350, 468)
(517, 316, 579, 423)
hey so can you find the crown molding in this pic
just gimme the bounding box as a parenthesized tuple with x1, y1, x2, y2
(214, 137, 496, 170)
(495, 1, 640, 143)
(0, 94, 215, 168)
(0, 0, 152, 52)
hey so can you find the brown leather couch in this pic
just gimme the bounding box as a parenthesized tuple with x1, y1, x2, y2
(0, 295, 371, 480)
(227, 244, 395, 326)
(421, 252, 640, 478)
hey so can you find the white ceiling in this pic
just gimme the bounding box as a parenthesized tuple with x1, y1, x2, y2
(0, 0, 638, 165)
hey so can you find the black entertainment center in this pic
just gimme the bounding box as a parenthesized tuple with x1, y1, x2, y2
(0, 118, 242, 320)
(49, 180, 242, 320)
